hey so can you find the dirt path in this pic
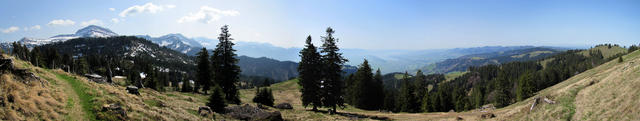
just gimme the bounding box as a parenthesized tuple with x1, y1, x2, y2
(57, 73, 87, 121)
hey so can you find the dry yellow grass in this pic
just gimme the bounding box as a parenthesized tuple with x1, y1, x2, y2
(0, 57, 67, 121)
(484, 48, 640, 121)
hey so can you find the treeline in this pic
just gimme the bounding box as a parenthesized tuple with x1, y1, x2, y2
(378, 44, 632, 113)
(9, 38, 192, 92)
(332, 44, 635, 113)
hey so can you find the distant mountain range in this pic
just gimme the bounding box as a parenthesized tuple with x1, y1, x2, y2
(0, 25, 571, 75)
(421, 47, 563, 74)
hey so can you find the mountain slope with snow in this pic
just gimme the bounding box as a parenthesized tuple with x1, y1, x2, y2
(136, 34, 202, 55)
(1, 25, 118, 48)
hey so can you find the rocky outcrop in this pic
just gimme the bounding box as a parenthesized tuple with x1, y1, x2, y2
(101, 103, 127, 120)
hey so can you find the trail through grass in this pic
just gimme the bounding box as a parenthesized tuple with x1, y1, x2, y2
(55, 72, 97, 121)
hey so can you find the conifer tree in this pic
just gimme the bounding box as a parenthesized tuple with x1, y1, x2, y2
(371, 68, 385, 110)
(298, 35, 323, 110)
(253, 87, 275, 106)
(196, 48, 212, 94)
(383, 89, 398, 112)
(207, 85, 226, 113)
(348, 59, 372, 109)
(493, 70, 511, 107)
(30, 47, 42, 67)
(320, 27, 348, 113)
(414, 70, 428, 112)
(399, 72, 418, 112)
(516, 71, 535, 101)
(181, 79, 192, 92)
(261, 78, 272, 87)
(471, 87, 484, 108)
(211, 25, 241, 104)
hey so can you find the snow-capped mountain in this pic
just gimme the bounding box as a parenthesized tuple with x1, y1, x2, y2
(74, 25, 118, 37)
(2, 25, 118, 48)
(135, 33, 202, 55)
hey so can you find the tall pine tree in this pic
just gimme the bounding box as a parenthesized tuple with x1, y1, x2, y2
(372, 68, 385, 110)
(298, 35, 323, 110)
(207, 85, 227, 113)
(196, 48, 212, 94)
(320, 27, 347, 113)
(211, 25, 242, 104)
(516, 71, 535, 101)
(399, 72, 419, 112)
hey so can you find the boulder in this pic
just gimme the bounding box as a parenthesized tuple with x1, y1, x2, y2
(225, 104, 283, 121)
(101, 103, 127, 120)
(274, 103, 293, 109)
(198, 106, 212, 116)
(456, 116, 463, 120)
(480, 113, 496, 119)
(126, 86, 140, 95)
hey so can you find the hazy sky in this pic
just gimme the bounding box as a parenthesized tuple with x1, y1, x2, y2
(1, 0, 639, 49)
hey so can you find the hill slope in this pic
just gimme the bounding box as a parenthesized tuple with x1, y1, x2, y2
(238, 48, 640, 120)
(489, 49, 640, 120)
(0, 54, 227, 120)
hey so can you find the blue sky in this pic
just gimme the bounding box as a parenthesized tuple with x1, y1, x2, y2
(1, 0, 639, 49)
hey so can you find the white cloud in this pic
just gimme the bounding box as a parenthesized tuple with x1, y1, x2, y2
(166, 5, 176, 9)
(47, 19, 76, 26)
(2, 26, 19, 33)
(81, 19, 104, 26)
(23, 25, 41, 31)
(109, 8, 116, 11)
(111, 18, 120, 23)
(177, 6, 239, 24)
(119, 2, 175, 17)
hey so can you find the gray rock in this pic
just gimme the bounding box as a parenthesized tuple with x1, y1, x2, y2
(126, 86, 140, 95)
(198, 106, 212, 116)
(101, 103, 127, 120)
(274, 103, 293, 109)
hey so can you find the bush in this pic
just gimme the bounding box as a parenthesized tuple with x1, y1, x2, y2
(252, 87, 274, 107)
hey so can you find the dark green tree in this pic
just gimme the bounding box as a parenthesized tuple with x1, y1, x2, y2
(383, 89, 398, 112)
(413, 70, 428, 112)
(347, 59, 373, 109)
(196, 48, 212, 94)
(371, 68, 385, 110)
(181, 79, 192, 92)
(207, 85, 227, 113)
(211, 25, 241, 104)
(471, 87, 484, 108)
(493, 70, 511, 108)
(253, 87, 275, 106)
(319, 27, 348, 113)
(298, 35, 323, 110)
(30, 47, 42, 67)
(399, 72, 419, 112)
(516, 71, 536, 101)
(629, 45, 639, 53)
(261, 78, 272, 87)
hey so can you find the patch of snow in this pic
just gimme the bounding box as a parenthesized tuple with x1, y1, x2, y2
(139, 72, 147, 79)
(160, 41, 170, 46)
